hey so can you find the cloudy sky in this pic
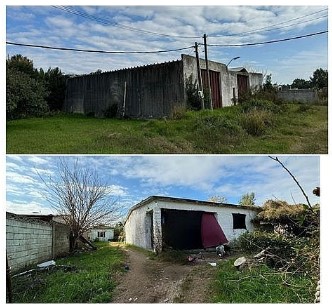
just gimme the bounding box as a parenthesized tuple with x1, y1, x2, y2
(5, 2, 328, 84)
(6, 155, 321, 220)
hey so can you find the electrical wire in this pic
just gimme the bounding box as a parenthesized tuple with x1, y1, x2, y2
(53, 6, 201, 39)
(6, 41, 195, 54)
(208, 8, 328, 37)
(205, 30, 327, 47)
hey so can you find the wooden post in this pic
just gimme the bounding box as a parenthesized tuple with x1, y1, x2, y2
(195, 42, 204, 110)
(203, 34, 213, 110)
(6, 255, 12, 303)
(122, 81, 127, 118)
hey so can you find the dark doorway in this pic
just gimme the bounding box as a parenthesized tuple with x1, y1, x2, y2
(237, 74, 249, 99)
(161, 209, 203, 250)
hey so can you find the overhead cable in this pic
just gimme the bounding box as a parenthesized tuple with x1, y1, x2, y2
(6, 41, 195, 54)
(206, 30, 328, 47)
(53, 5, 201, 39)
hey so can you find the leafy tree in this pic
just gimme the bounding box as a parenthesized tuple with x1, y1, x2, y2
(44, 67, 68, 111)
(291, 78, 311, 89)
(6, 54, 37, 78)
(239, 192, 255, 206)
(310, 68, 328, 89)
(263, 74, 274, 91)
(6, 68, 49, 120)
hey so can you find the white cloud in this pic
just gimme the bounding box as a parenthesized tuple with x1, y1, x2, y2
(6, 200, 54, 215)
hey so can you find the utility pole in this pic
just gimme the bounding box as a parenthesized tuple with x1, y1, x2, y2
(195, 42, 204, 110)
(203, 34, 213, 110)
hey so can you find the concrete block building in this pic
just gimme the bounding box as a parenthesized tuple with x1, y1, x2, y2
(64, 54, 263, 119)
(124, 196, 260, 252)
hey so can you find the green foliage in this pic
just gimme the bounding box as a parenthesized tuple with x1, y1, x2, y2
(212, 257, 315, 303)
(6, 68, 49, 120)
(240, 99, 281, 113)
(185, 75, 201, 110)
(6, 54, 68, 118)
(239, 192, 255, 206)
(11, 242, 124, 303)
(44, 67, 68, 111)
(263, 74, 274, 91)
(239, 110, 273, 136)
(6, 54, 37, 78)
(291, 78, 311, 89)
(310, 68, 328, 89)
(208, 195, 228, 203)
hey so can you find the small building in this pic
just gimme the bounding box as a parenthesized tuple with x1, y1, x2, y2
(64, 54, 263, 119)
(124, 196, 260, 251)
(86, 226, 114, 242)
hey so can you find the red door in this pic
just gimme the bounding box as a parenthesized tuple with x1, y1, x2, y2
(201, 212, 228, 248)
(201, 70, 222, 108)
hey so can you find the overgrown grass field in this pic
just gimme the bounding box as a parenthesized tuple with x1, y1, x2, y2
(6, 103, 327, 154)
(10, 242, 125, 303)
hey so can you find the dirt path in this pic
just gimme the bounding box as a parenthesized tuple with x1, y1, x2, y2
(112, 247, 221, 303)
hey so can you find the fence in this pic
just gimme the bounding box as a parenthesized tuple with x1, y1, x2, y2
(277, 89, 319, 103)
(64, 60, 185, 119)
(6, 212, 70, 272)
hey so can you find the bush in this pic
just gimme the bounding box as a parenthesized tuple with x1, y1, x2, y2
(240, 99, 281, 113)
(185, 75, 201, 110)
(6, 68, 49, 120)
(239, 110, 274, 136)
(171, 105, 187, 119)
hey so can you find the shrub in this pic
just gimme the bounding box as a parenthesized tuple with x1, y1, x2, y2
(185, 75, 201, 110)
(6, 68, 49, 120)
(171, 105, 187, 119)
(239, 110, 274, 136)
(240, 99, 281, 113)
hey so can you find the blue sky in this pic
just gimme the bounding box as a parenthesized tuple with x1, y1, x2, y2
(5, 3, 328, 84)
(6, 155, 320, 220)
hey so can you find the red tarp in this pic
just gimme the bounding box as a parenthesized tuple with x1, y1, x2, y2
(201, 212, 228, 248)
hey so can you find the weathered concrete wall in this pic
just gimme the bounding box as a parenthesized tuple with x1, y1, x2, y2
(182, 54, 235, 107)
(277, 89, 318, 103)
(249, 73, 263, 91)
(182, 55, 263, 107)
(64, 60, 185, 119)
(6, 213, 70, 272)
(124, 198, 258, 251)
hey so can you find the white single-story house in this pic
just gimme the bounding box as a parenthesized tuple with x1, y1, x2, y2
(124, 196, 260, 251)
(86, 226, 114, 242)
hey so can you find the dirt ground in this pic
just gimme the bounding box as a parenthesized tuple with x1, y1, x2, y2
(111, 246, 224, 303)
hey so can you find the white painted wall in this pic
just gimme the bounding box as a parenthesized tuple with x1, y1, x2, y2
(87, 228, 114, 241)
(125, 198, 258, 251)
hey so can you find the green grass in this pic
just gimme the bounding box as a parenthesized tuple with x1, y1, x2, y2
(6, 103, 327, 154)
(10, 242, 125, 303)
(211, 257, 316, 303)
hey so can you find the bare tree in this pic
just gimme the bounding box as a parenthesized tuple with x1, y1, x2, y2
(39, 158, 120, 250)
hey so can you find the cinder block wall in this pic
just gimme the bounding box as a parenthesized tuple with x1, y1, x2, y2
(6, 214, 70, 272)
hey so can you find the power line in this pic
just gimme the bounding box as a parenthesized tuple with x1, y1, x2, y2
(7, 30, 327, 55)
(53, 6, 201, 39)
(6, 41, 194, 54)
(208, 8, 328, 38)
(206, 30, 327, 47)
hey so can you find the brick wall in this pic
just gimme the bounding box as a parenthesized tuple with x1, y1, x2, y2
(6, 213, 70, 272)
